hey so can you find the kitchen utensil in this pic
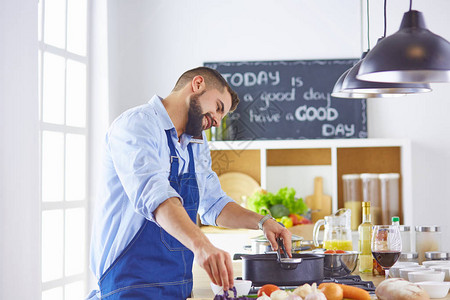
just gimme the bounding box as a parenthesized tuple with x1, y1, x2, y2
(321, 251, 359, 277)
(313, 208, 353, 251)
(305, 177, 332, 222)
(250, 234, 303, 254)
(239, 253, 324, 287)
(416, 282, 450, 299)
(218, 172, 260, 206)
(276, 237, 302, 269)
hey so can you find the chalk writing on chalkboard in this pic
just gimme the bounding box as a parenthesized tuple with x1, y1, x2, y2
(204, 60, 367, 140)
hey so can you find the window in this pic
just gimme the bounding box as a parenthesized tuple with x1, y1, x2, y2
(38, 0, 89, 298)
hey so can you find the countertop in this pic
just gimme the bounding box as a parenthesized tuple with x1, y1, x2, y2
(188, 261, 450, 299)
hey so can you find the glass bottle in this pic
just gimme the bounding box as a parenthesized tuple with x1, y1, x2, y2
(358, 201, 373, 273)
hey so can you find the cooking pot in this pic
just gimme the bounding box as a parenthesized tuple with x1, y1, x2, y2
(239, 253, 324, 286)
(250, 234, 304, 254)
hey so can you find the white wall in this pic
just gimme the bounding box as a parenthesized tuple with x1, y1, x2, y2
(0, 1, 41, 299)
(105, 0, 450, 250)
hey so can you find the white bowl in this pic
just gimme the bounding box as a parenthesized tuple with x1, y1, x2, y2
(408, 271, 445, 283)
(422, 260, 450, 268)
(431, 266, 450, 281)
(416, 281, 450, 299)
(399, 266, 428, 280)
(210, 279, 252, 296)
(390, 262, 419, 278)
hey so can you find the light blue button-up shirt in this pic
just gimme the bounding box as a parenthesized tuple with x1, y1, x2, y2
(89, 95, 235, 279)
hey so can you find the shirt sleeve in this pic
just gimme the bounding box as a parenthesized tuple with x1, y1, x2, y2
(107, 111, 180, 223)
(196, 134, 236, 226)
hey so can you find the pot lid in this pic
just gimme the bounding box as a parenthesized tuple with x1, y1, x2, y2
(252, 234, 303, 243)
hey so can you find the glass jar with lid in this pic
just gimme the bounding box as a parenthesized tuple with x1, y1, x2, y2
(425, 251, 450, 261)
(399, 252, 419, 263)
(342, 174, 362, 230)
(399, 225, 412, 252)
(360, 173, 381, 225)
(379, 173, 400, 225)
(416, 225, 441, 263)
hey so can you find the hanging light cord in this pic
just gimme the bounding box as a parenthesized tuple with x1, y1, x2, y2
(409, 0, 413, 11)
(366, 0, 370, 50)
(383, 0, 387, 38)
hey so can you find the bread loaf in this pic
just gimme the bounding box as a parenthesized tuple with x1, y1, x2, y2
(375, 278, 430, 300)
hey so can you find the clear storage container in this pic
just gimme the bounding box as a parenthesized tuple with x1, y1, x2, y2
(400, 225, 412, 252)
(360, 173, 381, 225)
(416, 226, 441, 263)
(379, 173, 400, 225)
(342, 174, 362, 231)
(399, 252, 418, 263)
(425, 251, 450, 261)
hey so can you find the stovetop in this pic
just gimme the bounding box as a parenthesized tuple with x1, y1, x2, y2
(248, 275, 376, 295)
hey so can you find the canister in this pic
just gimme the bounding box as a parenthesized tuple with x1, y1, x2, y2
(342, 174, 362, 230)
(399, 225, 412, 252)
(360, 173, 381, 225)
(399, 252, 418, 263)
(425, 251, 450, 261)
(379, 173, 400, 225)
(415, 225, 441, 263)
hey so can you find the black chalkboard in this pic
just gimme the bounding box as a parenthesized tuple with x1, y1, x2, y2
(204, 60, 367, 140)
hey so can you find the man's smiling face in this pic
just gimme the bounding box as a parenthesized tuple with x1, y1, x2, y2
(185, 88, 232, 137)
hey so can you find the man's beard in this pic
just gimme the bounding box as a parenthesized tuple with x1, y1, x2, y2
(185, 93, 205, 137)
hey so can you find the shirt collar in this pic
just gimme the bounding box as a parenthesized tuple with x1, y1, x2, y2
(149, 95, 204, 145)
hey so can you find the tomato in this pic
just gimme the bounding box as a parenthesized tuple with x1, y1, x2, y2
(257, 284, 280, 297)
(335, 250, 346, 253)
(324, 249, 336, 254)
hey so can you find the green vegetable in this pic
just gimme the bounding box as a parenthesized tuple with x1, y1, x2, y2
(246, 187, 308, 217)
(269, 204, 290, 218)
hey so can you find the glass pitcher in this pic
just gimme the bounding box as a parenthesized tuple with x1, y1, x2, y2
(313, 208, 353, 251)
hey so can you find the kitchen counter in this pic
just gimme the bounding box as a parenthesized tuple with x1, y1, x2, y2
(189, 261, 450, 299)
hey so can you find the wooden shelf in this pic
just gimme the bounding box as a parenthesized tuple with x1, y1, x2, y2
(208, 138, 412, 224)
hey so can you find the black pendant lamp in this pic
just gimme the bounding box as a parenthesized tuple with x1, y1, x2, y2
(358, 6, 450, 83)
(332, 0, 432, 98)
(337, 51, 431, 97)
(331, 69, 375, 98)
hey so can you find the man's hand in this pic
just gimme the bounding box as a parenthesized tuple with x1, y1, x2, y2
(262, 219, 293, 257)
(194, 242, 234, 291)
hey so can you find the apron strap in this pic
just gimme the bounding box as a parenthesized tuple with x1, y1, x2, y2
(187, 143, 195, 173)
(164, 130, 179, 180)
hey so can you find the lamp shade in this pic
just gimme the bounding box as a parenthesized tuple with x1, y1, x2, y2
(331, 68, 375, 98)
(332, 52, 432, 99)
(357, 10, 450, 83)
(342, 52, 431, 96)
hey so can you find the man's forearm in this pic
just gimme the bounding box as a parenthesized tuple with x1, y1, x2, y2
(215, 202, 263, 230)
(154, 197, 209, 251)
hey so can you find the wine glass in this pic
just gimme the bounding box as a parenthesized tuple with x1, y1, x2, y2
(371, 225, 402, 279)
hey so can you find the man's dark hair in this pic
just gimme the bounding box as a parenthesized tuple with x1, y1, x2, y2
(173, 67, 240, 112)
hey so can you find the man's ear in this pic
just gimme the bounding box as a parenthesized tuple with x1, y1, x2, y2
(191, 75, 205, 93)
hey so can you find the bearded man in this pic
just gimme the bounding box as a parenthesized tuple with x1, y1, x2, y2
(88, 67, 292, 299)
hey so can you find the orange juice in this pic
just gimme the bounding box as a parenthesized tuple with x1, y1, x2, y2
(323, 239, 353, 251)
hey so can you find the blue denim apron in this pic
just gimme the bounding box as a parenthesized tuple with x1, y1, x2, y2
(98, 130, 200, 299)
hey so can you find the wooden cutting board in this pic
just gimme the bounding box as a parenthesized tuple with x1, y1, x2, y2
(305, 176, 332, 222)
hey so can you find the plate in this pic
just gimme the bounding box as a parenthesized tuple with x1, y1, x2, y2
(218, 172, 260, 206)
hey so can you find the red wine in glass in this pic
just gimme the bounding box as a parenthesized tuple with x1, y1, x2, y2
(372, 251, 401, 268)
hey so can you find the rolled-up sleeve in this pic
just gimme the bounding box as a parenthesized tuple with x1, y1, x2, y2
(107, 111, 180, 222)
(196, 139, 235, 226)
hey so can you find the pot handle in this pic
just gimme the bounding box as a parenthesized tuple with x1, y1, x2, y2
(313, 219, 325, 247)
